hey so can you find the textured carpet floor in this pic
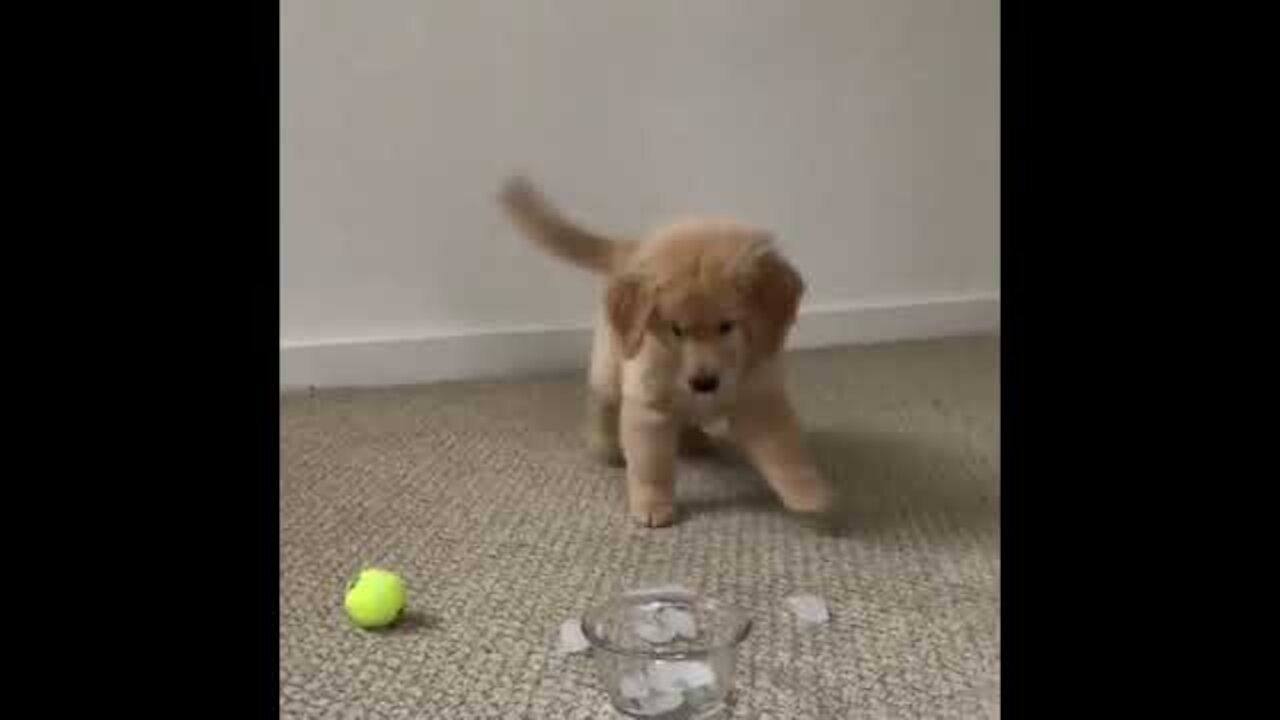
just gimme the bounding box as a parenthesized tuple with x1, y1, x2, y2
(280, 337, 1000, 719)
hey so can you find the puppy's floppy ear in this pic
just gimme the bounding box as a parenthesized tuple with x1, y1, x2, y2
(736, 237, 805, 357)
(605, 273, 656, 359)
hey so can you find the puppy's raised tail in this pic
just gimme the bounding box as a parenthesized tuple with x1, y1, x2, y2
(499, 176, 635, 275)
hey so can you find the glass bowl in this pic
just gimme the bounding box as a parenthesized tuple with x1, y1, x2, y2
(582, 588, 751, 718)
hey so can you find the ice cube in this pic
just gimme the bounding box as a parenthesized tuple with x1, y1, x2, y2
(657, 606, 698, 639)
(557, 618, 589, 654)
(647, 662, 678, 694)
(675, 661, 716, 689)
(629, 689, 684, 716)
(784, 594, 830, 625)
(683, 681, 720, 710)
(632, 617, 677, 644)
(648, 660, 716, 693)
(619, 671, 650, 700)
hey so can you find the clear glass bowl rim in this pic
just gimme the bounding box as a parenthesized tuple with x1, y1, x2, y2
(581, 591, 753, 659)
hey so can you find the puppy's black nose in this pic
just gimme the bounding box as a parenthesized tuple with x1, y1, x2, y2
(690, 374, 720, 393)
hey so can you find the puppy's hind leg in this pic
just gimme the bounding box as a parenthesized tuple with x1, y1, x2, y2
(585, 319, 625, 466)
(585, 391, 624, 466)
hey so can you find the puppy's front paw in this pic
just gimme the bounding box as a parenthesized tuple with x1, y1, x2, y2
(629, 500, 676, 528)
(778, 471, 836, 515)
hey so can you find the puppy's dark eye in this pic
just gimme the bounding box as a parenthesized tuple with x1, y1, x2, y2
(672, 323, 684, 338)
(718, 321, 735, 335)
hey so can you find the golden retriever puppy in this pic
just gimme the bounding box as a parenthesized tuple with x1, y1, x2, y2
(499, 177, 833, 527)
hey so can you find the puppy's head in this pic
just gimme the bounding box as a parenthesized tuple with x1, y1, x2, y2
(605, 221, 804, 400)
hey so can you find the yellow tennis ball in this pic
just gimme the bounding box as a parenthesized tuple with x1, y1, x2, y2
(344, 568, 406, 629)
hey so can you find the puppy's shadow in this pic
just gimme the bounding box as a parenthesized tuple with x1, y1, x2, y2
(679, 428, 998, 539)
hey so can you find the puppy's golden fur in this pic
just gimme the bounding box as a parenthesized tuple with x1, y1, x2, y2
(499, 177, 833, 527)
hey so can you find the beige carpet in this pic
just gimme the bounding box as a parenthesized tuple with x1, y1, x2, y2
(280, 337, 1000, 719)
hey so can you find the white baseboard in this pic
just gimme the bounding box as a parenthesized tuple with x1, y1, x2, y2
(281, 293, 999, 390)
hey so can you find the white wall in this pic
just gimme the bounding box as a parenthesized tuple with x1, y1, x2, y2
(281, 0, 999, 387)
